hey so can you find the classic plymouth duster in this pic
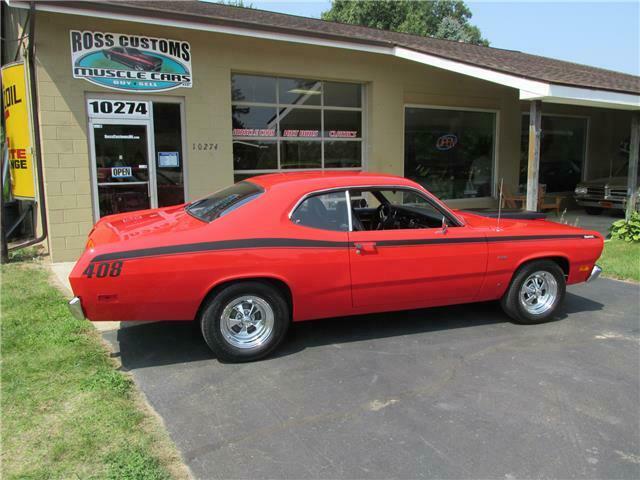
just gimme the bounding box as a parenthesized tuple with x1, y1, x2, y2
(69, 172, 603, 362)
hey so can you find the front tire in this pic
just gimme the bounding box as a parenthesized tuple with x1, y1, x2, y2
(200, 281, 290, 362)
(501, 260, 566, 324)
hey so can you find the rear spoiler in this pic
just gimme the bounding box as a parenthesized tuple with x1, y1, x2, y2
(463, 210, 547, 220)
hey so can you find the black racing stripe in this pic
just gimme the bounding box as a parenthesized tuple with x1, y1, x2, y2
(374, 234, 585, 248)
(91, 238, 350, 262)
(90, 234, 589, 263)
(376, 237, 486, 247)
(489, 234, 586, 242)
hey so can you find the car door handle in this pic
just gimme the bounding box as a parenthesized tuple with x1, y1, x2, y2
(354, 242, 377, 255)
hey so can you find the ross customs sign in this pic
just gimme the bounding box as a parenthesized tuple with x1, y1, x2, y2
(70, 30, 192, 92)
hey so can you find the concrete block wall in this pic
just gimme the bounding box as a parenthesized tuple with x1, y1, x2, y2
(37, 66, 94, 261)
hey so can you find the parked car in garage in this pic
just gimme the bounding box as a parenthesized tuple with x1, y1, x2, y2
(574, 162, 639, 214)
(102, 47, 163, 72)
(68, 172, 604, 362)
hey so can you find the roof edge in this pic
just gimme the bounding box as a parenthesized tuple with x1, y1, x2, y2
(8, 0, 640, 107)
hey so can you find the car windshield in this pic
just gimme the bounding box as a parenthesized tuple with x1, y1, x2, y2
(186, 181, 263, 222)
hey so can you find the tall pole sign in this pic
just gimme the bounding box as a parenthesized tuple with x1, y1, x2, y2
(1, 61, 36, 200)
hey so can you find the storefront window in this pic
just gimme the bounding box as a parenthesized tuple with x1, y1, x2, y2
(231, 74, 363, 181)
(153, 103, 185, 208)
(232, 74, 276, 103)
(232, 106, 277, 135)
(281, 141, 321, 169)
(519, 115, 587, 193)
(404, 107, 496, 200)
(325, 142, 362, 168)
(232, 140, 277, 171)
(278, 108, 321, 135)
(278, 78, 321, 106)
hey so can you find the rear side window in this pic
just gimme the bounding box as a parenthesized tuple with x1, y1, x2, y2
(187, 181, 263, 222)
(291, 191, 349, 231)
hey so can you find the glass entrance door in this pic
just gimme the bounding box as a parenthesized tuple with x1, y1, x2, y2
(91, 122, 155, 218)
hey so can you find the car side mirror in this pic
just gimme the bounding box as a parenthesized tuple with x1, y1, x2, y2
(441, 216, 448, 234)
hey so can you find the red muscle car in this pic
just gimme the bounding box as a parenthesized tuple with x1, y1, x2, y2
(68, 172, 603, 362)
(103, 47, 163, 72)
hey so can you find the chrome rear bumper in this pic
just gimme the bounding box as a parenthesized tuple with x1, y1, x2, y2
(68, 296, 86, 320)
(586, 265, 602, 283)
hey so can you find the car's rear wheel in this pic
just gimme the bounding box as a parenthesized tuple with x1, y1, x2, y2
(500, 260, 566, 324)
(200, 281, 290, 362)
(585, 207, 604, 215)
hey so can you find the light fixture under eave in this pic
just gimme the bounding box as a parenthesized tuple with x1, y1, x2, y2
(289, 88, 321, 95)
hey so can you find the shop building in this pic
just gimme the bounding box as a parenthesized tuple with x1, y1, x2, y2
(2, 0, 639, 262)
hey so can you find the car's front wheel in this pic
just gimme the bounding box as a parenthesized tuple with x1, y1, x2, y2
(200, 281, 290, 362)
(501, 260, 566, 324)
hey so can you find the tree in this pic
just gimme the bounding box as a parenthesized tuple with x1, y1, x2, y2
(321, 0, 489, 46)
(218, 0, 253, 8)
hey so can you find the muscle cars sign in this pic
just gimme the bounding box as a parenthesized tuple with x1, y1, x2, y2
(70, 30, 192, 92)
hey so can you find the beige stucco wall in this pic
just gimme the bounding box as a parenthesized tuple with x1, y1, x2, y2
(35, 11, 526, 261)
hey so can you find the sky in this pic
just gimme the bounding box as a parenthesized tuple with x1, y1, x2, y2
(233, 1, 640, 76)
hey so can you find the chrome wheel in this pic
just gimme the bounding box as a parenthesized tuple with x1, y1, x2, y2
(519, 271, 558, 315)
(220, 296, 274, 349)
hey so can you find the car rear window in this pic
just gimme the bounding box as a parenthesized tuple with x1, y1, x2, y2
(186, 181, 263, 222)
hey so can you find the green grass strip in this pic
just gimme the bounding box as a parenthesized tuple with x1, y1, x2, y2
(599, 239, 640, 283)
(1, 260, 182, 479)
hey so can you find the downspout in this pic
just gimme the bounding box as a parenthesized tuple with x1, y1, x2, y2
(9, 1, 48, 251)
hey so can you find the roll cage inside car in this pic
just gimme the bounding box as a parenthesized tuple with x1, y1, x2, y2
(289, 185, 463, 232)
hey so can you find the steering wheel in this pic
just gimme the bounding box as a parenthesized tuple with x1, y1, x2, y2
(376, 204, 396, 230)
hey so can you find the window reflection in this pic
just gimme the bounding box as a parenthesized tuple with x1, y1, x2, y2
(404, 107, 496, 200)
(520, 115, 587, 193)
(279, 78, 321, 106)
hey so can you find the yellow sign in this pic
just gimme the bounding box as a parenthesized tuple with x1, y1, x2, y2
(2, 61, 35, 199)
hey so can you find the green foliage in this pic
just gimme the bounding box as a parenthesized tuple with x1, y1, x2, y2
(8, 245, 43, 262)
(321, 0, 489, 46)
(218, 0, 254, 7)
(610, 211, 640, 243)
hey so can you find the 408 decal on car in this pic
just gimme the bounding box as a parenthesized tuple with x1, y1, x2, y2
(82, 261, 123, 278)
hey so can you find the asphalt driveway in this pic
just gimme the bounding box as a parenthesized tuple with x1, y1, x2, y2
(103, 278, 640, 479)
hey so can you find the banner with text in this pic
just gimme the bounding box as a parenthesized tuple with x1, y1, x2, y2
(1, 61, 36, 199)
(70, 30, 192, 92)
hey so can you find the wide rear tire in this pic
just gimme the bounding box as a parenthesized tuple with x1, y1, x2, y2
(200, 281, 290, 363)
(501, 260, 566, 324)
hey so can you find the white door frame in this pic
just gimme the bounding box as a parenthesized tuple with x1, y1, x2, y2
(88, 117, 158, 221)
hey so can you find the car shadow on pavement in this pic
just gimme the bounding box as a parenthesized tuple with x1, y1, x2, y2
(108, 291, 603, 370)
